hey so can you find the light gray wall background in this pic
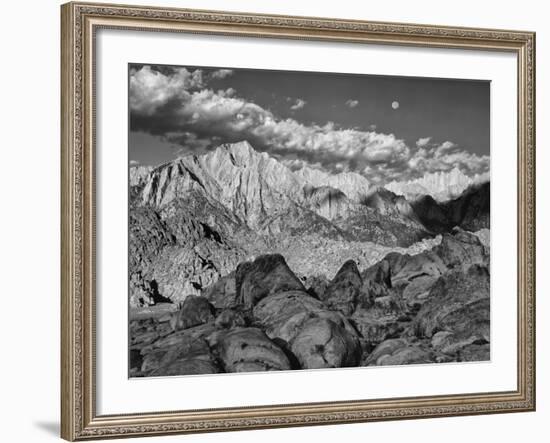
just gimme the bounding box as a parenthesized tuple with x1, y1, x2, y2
(0, 0, 546, 442)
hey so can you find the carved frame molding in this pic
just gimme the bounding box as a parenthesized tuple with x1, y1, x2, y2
(61, 2, 536, 440)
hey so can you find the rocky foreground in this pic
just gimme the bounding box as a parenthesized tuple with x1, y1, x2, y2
(130, 227, 490, 377)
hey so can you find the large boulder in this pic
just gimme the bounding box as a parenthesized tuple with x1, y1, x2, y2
(155, 358, 219, 376)
(433, 228, 489, 269)
(363, 338, 437, 366)
(362, 256, 393, 287)
(203, 272, 239, 310)
(217, 327, 291, 372)
(252, 289, 362, 369)
(401, 275, 440, 308)
(322, 260, 363, 315)
(129, 317, 170, 349)
(253, 290, 358, 344)
(410, 265, 490, 341)
(361, 228, 489, 293)
(140, 349, 167, 374)
(140, 322, 217, 355)
(429, 298, 490, 354)
(236, 254, 306, 308)
(253, 290, 328, 341)
(215, 309, 246, 330)
(169, 295, 215, 331)
(376, 345, 434, 366)
(362, 250, 445, 291)
(290, 318, 361, 369)
(141, 335, 219, 376)
(389, 251, 447, 288)
(351, 288, 408, 345)
(351, 310, 403, 346)
(457, 343, 490, 362)
(362, 338, 409, 365)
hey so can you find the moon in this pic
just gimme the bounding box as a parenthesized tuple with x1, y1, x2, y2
(392, 101, 400, 110)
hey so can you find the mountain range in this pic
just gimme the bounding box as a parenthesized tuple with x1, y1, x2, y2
(129, 141, 489, 307)
(385, 167, 490, 202)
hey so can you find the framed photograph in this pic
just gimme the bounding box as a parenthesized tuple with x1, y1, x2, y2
(61, 1, 536, 440)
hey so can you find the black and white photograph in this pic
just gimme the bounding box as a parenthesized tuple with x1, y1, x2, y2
(128, 63, 491, 377)
(1, 0, 544, 441)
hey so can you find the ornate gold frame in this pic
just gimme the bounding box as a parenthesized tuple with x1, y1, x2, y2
(61, 1, 536, 440)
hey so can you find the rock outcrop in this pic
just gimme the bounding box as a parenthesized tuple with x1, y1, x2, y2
(203, 272, 238, 310)
(410, 265, 490, 340)
(236, 254, 306, 308)
(129, 165, 153, 187)
(130, 227, 490, 377)
(148, 337, 219, 376)
(322, 260, 364, 316)
(364, 339, 436, 366)
(217, 327, 291, 372)
(362, 228, 488, 292)
(291, 318, 361, 369)
(362, 187, 422, 226)
(169, 295, 215, 331)
(137, 330, 219, 377)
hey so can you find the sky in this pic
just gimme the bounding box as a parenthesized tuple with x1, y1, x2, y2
(129, 63, 490, 185)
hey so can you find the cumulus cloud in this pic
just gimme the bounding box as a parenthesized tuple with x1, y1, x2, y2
(210, 69, 234, 79)
(416, 137, 431, 147)
(129, 159, 140, 166)
(290, 98, 307, 111)
(407, 139, 489, 178)
(345, 99, 359, 108)
(435, 141, 457, 154)
(130, 66, 205, 115)
(130, 65, 489, 184)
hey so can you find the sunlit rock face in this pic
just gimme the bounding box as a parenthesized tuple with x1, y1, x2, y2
(294, 166, 370, 202)
(141, 141, 304, 229)
(129, 165, 153, 187)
